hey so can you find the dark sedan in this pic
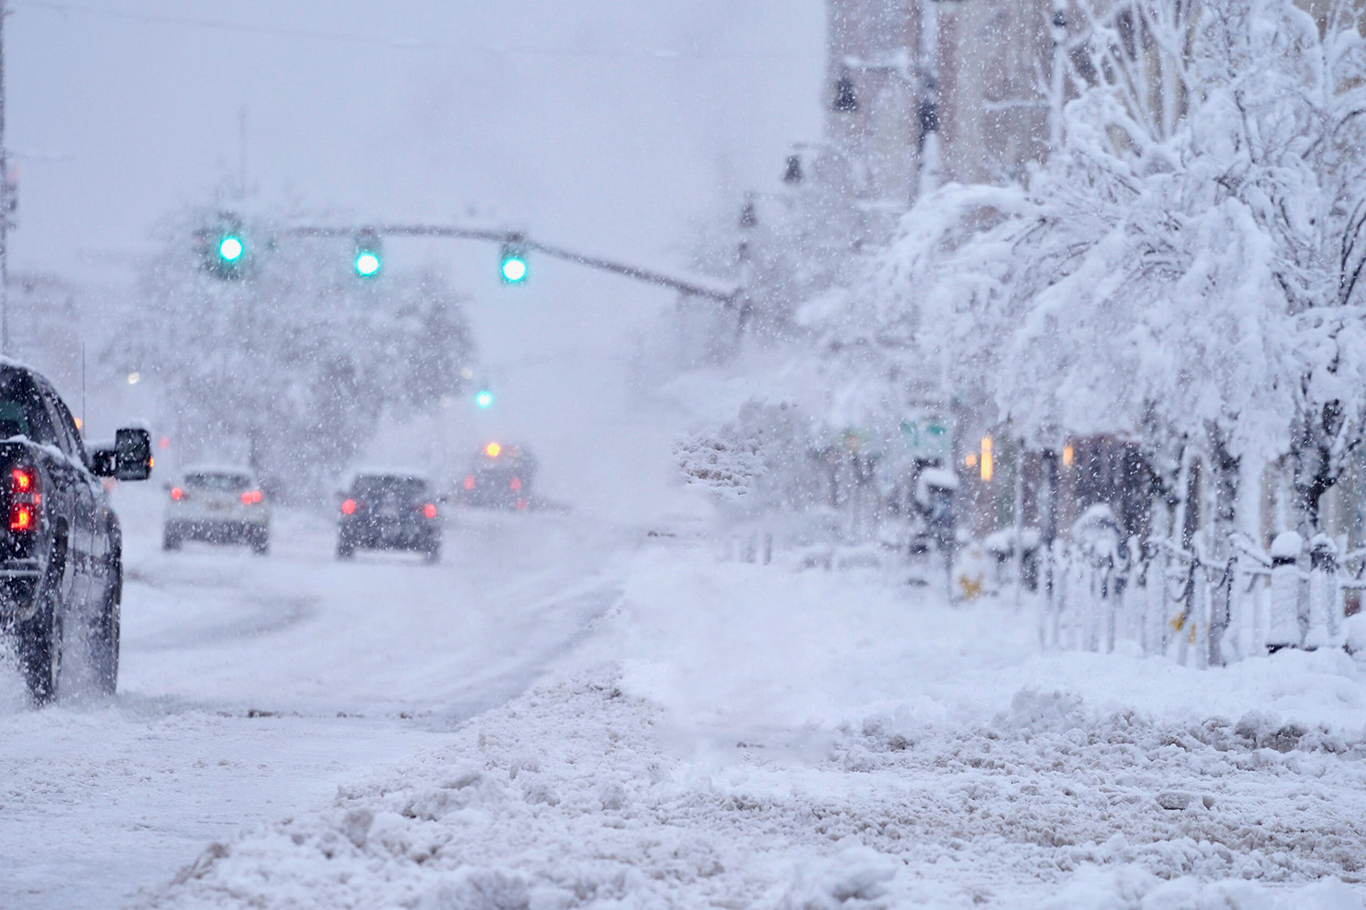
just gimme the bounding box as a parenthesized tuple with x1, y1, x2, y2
(337, 472, 441, 563)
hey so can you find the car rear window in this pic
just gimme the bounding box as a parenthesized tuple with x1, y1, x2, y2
(185, 472, 252, 491)
(0, 369, 56, 445)
(353, 476, 427, 500)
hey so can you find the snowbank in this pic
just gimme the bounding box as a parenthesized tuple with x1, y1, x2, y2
(145, 539, 1366, 908)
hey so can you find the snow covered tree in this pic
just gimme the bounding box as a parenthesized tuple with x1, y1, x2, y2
(109, 205, 476, 502)
(815, 0, 1366, 545)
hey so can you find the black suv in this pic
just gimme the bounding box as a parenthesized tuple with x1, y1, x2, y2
(0, 362, 151, 702)
(336, 472, 441, 562)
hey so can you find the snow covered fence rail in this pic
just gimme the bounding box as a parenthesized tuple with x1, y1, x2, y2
(1040, 529, 1360, 668)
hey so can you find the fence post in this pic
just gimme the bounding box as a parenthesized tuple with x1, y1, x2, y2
(1307, 534, 1340, 649)
(1176, 553, 1197, 667)
(1267, 531, 1303, 652)
(1218, 538, 1240, 666)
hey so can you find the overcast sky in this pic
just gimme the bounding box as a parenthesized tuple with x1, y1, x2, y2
(6, 0, 826, 508)
(7, 0, 825, 284)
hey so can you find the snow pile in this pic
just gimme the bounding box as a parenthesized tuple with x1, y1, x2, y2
(144, 541, 1366, 908)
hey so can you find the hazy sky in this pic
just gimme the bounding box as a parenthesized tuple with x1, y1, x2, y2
(7, 0, 825, 284)
(7, 1, 826, 509)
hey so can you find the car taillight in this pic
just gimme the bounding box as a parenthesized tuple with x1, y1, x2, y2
(509, 476, 522, 491)
(423, 503, 438, 519)
(9, 466, 39, 533)
(341, 499, 357, 515)
(463, 475, 476, 491)
(171, 486, 184, 500)
(241, 490, 263, 505)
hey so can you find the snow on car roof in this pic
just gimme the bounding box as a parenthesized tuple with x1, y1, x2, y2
(344, 466, 430, 484)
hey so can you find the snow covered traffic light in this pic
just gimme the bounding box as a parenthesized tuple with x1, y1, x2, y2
(500, 238, 528, 285)
(353, 230, 383, 279)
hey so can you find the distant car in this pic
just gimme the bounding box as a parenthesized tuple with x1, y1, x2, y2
(163, 467, 270, 555)
(458, 442, 536, 510)
(336, 471, 441, 562)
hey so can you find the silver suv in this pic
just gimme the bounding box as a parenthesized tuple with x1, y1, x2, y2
(162, 467, 270, 555)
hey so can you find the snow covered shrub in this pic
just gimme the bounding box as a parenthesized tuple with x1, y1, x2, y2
(674, 399, 824, 518)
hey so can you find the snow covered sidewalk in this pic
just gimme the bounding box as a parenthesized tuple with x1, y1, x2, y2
(145, 542, 1366, 909)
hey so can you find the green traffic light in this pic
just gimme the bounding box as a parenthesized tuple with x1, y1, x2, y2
(475, 389, 493, 409)
(501, 256, 527, 284)
(218, 235, 244, 262)
(354, 251, 382, 277)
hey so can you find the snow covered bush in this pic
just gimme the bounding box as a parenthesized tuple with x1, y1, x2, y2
(674, 398, 824, 517)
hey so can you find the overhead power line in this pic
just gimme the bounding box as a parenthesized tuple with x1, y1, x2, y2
(13, 0, 820, 61)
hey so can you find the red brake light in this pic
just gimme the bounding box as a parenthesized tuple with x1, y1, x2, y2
(241, 490, 263, 505)
(171, 486, 183, 500)
(509, 477, 522, 491)
(423, 502, 438, 519)
(463, 475, 476, 491)
(9, 466, 39, 533)
(10, 504, 33, 531)
(341, 499, 357, 515)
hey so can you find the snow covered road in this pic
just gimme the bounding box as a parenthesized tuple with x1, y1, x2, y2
(8, 484, 1366, 909)
(143, 539, 1366, 909)
(0, 486, 628, 909)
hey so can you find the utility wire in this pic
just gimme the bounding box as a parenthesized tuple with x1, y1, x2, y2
(12, 0, 820, 61)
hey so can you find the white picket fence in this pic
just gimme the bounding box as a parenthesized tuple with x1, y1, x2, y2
(1038, 531, 1363, 666)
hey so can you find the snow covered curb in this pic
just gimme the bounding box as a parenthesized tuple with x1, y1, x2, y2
(142, 545, 1366, 908)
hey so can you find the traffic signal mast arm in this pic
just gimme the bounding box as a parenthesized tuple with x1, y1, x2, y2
(525, 238, 737, 304)
(285, 224, 739, 304)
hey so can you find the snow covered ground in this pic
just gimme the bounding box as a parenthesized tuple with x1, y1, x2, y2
(4, 462, 1366, 908)
(0, 484, 632, 909)
(131, 530, 1366, 908)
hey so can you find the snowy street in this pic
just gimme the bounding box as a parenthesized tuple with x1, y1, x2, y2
(110, 519, 1366, 908)
(0, 485, 630, 909)
(3, 476, 1366, 907)
(9, 0, 1366, 905)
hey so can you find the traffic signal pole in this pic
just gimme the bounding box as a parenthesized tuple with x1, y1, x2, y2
(285, 223, 739, 305)
(0, 0, 10, 356)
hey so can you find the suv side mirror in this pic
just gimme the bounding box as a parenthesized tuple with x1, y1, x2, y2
(92, 428, 153, 480)
(115, 427, 153, 480)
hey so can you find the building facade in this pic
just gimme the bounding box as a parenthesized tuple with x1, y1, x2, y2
(825, 0, 1057, 208)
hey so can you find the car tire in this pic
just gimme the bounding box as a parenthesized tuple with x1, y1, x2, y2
(423, 543, 441, 565)
(336, 537, 355, 560)
(162, 526, 182, 551)
(90, 560, 121, 696)
(250, 527, 270, 556)
(17, 566, 64, 706)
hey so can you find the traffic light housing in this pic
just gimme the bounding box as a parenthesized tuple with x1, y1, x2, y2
(353, 230, 383, 279)
(500, 237, 528, 285)
(197, 214, 249, 279)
